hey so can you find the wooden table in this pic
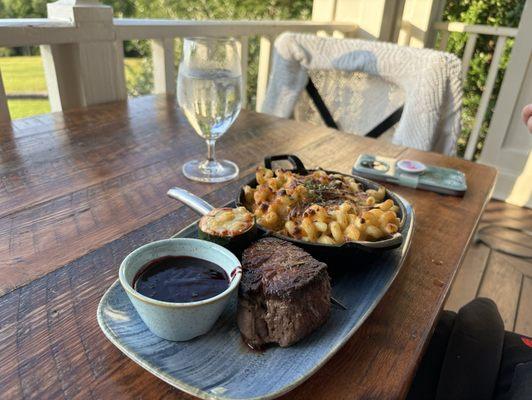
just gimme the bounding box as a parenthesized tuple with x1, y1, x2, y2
(0, 95, 496, 399)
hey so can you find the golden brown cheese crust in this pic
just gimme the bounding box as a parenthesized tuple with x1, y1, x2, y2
(242, 167, 401, 244)
(199, 207, 254, 237)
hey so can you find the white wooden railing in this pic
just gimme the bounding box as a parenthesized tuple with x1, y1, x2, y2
(0, 1, 521, 166)
(115, 19, 356, 109)
(0, 7, 357, 123)
(432, 22, 519, 160)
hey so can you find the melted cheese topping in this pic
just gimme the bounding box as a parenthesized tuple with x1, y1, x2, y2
(199, 207, 254, 237)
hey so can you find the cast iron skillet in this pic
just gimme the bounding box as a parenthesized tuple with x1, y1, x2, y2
(168, 154, 410, 261)
(235, 154, 408, 257)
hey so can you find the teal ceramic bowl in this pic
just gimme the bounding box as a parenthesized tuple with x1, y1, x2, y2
(119, 238, 242, 341)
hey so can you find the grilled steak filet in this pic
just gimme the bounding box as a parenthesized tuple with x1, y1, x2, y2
(237, 238, 331, 348)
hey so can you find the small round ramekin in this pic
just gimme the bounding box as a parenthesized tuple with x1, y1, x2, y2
(119, 238, 241, 341)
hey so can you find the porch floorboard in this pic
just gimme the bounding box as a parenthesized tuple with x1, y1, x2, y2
(445, 200, 532, 336)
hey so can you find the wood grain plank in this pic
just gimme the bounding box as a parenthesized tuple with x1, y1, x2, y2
(480, 199, 532, 230)
(0, 183, 259, 400)
(0, 99, 260, 216)
(478, 251, 523, 330)
(445, 243, 490, 312)
(477, 225, 532, 258)
(0, 105, 404, 296)
(515, 276, 532, 337)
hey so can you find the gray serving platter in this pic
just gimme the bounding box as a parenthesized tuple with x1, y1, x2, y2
(97, 197, 414, 400)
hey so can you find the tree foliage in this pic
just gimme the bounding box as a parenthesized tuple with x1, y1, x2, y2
(0, 0, 47, 18)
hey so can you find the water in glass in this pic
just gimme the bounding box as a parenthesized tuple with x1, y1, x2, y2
(178, 37, 242, 183)
(178, 69, 241, 141)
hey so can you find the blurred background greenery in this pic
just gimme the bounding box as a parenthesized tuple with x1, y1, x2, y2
(0, 0, 525, 159)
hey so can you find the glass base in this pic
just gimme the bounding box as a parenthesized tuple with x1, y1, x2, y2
(182, 159, 239, 183)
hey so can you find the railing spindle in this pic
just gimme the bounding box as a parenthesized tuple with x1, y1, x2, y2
(114, 40, 128, 100)
(0, 69, 10, 123)
(461, 33, 478, 80)
(464, 35, 507, 160)
(238, 36, 249, 109)
(256, 35, 274, 112)
(438, 30, 449, 51)
(151, 38, 176, 95)
(398, 21, 413, 47)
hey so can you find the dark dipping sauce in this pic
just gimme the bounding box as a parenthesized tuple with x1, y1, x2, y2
(133, 256, 229, 303)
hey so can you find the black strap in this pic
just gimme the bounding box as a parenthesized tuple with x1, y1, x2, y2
(365, 105, 404, 138)
(305, 77, 403, 138)
(305, 78, 338, 129)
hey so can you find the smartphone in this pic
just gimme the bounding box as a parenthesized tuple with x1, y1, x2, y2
(353, 154, 467, 196)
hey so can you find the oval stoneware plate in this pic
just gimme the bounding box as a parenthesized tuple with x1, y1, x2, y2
(97, 197, 414, 400)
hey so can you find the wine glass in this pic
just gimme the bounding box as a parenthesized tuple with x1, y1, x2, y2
(178, 37, 242, 183)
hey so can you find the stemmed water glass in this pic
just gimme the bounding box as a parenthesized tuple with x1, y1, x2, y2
(177, 37, 242, 183)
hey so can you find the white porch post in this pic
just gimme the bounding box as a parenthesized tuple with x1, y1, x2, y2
(479, 0, 532, 208)
(41, 0, 126, 112)
(398, 0, 446, 48)
(312, 0, 404, 42)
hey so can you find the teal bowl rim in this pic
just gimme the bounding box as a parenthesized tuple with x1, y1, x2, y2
(118, 238, 242, 309)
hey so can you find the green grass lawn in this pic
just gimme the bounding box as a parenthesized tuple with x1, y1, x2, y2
(8, 99, 51, 118)
(0, 56, 144, 120)
(0, 56, 48, 93)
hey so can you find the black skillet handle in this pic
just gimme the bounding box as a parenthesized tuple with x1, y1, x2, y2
(264, 154, 307, 174)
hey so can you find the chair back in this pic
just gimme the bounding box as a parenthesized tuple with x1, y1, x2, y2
(261, 33, 462, 155)
(294, 70, 405, 138)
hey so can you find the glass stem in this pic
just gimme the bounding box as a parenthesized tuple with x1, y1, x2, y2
(206, 139, 216, 162)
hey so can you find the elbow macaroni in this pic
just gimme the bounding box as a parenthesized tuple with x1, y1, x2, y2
(243, 167, 401, 245)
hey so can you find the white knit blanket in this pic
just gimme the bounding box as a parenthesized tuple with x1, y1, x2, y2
(260, 33, 463, 155)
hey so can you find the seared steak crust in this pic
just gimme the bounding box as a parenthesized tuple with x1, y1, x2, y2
(237, 238, 331, 348)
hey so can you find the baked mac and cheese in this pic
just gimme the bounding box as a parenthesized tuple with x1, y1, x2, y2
(242, 167, 401, 244)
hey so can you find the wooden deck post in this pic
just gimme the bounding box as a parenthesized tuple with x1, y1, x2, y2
(41, 0, 127, 112)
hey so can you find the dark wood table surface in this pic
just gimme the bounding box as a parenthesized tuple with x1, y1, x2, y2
(0, 95, 496, 399)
